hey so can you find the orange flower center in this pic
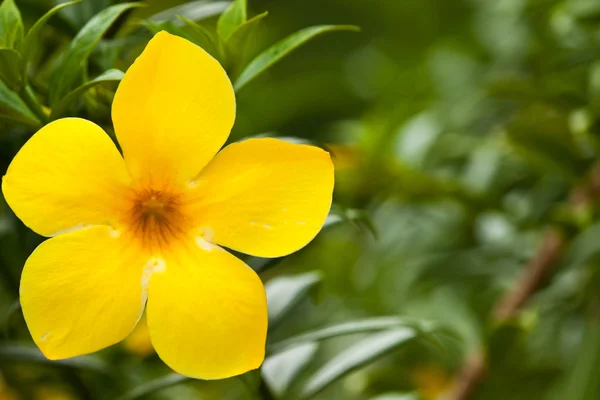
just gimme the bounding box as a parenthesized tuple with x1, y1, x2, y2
(126, 188, 191, 251)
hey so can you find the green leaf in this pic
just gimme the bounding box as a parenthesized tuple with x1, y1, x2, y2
(149, 0, 230, 25)
(0, 343, 109, 373)
(370, 394, 419, 400)
(227, 10, 267, 47)
(0, 48, 21, 90)
(217, 0, 246, 40)
(234, 24, 360, 92)
(177, 16, 220, 59)
(227, 11, 269, 44)
(50, 68, 123, 119)
(0, 78, 40, 126)
(262, 342, 319, 398)
(0, 0, 23, 49)
(324, 205, 377, 237)
(117, 373, 190, 400)
(49, 2, 140, 106)
(143, 20, 185, 36)
(268, 317, 423, 355)
(560, 311, 600, 400)
(562, 223, 600, 269)
(21, 1, 81, 72)
(506, 103, 587, 179)
(225, 11, 268, 69)
(266, 271, 321, 328)
(299, 328, 418, 398)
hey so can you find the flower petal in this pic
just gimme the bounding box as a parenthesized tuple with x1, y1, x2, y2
(2, 118, 130, 237)
(147, 239, 267, 379)
(112, 31, 236, 184)
(20, 226, 147, 359)
(185, 138, 334, 258)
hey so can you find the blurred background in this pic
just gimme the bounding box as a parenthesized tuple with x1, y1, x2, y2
(2, 0, 600, 399)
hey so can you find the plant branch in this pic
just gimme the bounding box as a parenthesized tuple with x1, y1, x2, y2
(440, 229, 565, 400)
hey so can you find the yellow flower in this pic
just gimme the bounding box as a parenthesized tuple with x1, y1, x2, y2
(1, 32, 334, 379)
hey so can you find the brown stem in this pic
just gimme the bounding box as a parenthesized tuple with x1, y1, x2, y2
(441, 230, 565, 400)
(494, 230, 564, 321)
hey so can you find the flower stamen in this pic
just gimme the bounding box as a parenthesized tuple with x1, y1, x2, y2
(127, 189, 189, 250)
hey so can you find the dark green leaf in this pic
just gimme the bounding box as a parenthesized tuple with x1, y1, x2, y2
(268, 317, 423, 355)
(369, 394, 419, 400)
(1, 300, 19, 338)
(0, 48, 21, 90)
(324, 205, 377, 237)
(559, 311, 600, 400)
(234, 24, 360, 92)
(177, 16, 220, 59)
(143, 20, 183, 36)
(117, 374, 190, 400)
(49, 2, 140, 106)
(50, 68, 123, 119)
(149, 0, 230, 25)
(300, 328, 418, 398)
(217, 0, 246, 40)
(0, 343, 109, 373)
(0, 0, 23, 49)
(266, 271, 321, 328)
(0, 78, 39, 126)
(21, 1, 81, 72)
(562, 223, 600, 269)
(506, 104, 587, 179)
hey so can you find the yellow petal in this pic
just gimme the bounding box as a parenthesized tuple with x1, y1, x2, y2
(147, 238, 267, 379)
(2, 118, 130, 237)
(186, 138, 334, 258)
(20, 226, 147, 359)
(112, 31, 236, 184)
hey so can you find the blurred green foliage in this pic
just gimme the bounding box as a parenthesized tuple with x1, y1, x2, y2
(3, 0, 600, 399)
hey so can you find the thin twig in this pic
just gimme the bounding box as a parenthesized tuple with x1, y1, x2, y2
(494, 230, 564, 321)
(441, 230, 565, 400)
(439, 161, 600, 400)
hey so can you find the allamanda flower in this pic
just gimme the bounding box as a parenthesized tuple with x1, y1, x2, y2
(2, 31, 334, 379)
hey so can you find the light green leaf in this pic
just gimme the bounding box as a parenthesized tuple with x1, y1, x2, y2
(117, 373, 190, 400)
(0, 48, 21, 90)
(268, 317, 422, 355)
(0, 343, 109, 373)
(0, 0, 23, 49)
(217, 0, 246, 40)
(234, 24, 360, 92)
(50, 68, 123, 119)
(21, 1, 81, 71)
(262, 342, 319, 398)
(149, 0, 230, 25)
(177, 16, 220, 59)
(300, 328, 418, 399)
(266, 271, 321, 327)
(0, 78, 39, 126)
(49, 2, 141, 106)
